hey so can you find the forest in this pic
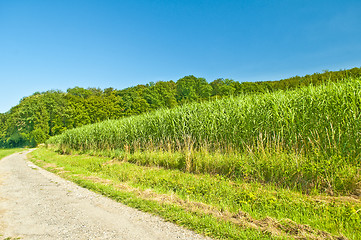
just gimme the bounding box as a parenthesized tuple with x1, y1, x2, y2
(1, 67, 361, 148)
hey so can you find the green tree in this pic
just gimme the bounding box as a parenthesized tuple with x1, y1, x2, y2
(176, 75, 211, 103)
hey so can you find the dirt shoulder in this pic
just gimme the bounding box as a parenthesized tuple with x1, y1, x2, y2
(0, 151, 210, 240)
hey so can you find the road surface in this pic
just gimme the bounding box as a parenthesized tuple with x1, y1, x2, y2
(0, 151, 210, 240)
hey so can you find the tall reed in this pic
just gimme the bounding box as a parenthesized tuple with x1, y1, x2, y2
(47, 79, 361, 193)
(48, 79, 361, 163)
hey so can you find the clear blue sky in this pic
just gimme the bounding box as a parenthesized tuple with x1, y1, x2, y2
(1, 0, 361, 113)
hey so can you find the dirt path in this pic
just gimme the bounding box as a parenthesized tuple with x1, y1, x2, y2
(0, 151, 211, 240)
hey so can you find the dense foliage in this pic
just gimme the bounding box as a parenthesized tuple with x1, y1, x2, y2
(49, 79, 361, 158)
(47, 78, 361, 194)
(1, 67, 361, 147)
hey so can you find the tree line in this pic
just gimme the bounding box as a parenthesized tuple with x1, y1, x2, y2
(1, 67, 361, 148)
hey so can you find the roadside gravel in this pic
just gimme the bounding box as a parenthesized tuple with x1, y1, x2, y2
(0, 151, 211, 240)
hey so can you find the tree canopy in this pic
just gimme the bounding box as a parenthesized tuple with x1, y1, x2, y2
(1, 67, 361, 148)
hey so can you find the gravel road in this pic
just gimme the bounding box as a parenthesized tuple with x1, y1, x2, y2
(0, 151, 211, 240)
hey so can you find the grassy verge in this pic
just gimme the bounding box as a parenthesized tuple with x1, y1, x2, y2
(0, 148, 25, 160)
(76, 147, 359, 196)
(29, 148, 360, 240)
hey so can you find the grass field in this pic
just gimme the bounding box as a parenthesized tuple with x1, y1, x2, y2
(0, 148, 25, 160)
(43, 78, 361, 239)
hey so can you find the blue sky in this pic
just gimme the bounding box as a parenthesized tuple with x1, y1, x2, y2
(1, 0, 361, 113)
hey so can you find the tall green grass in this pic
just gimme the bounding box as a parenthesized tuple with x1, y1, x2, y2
(47, 79, 361, 194)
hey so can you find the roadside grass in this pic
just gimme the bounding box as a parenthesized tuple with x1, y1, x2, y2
(0, 148, 25, 160)
(79, 146, 359, 196)
(29, 148, 360, 240)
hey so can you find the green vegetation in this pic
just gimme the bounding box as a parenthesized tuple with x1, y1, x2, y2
(30, 148, 360, 239)
(3, 67, 361, 238)
(0, 148, 24, 160)
(48, 79, 361, 195)
(42, 77, 361, 239)
(1, 67, 361, 148)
